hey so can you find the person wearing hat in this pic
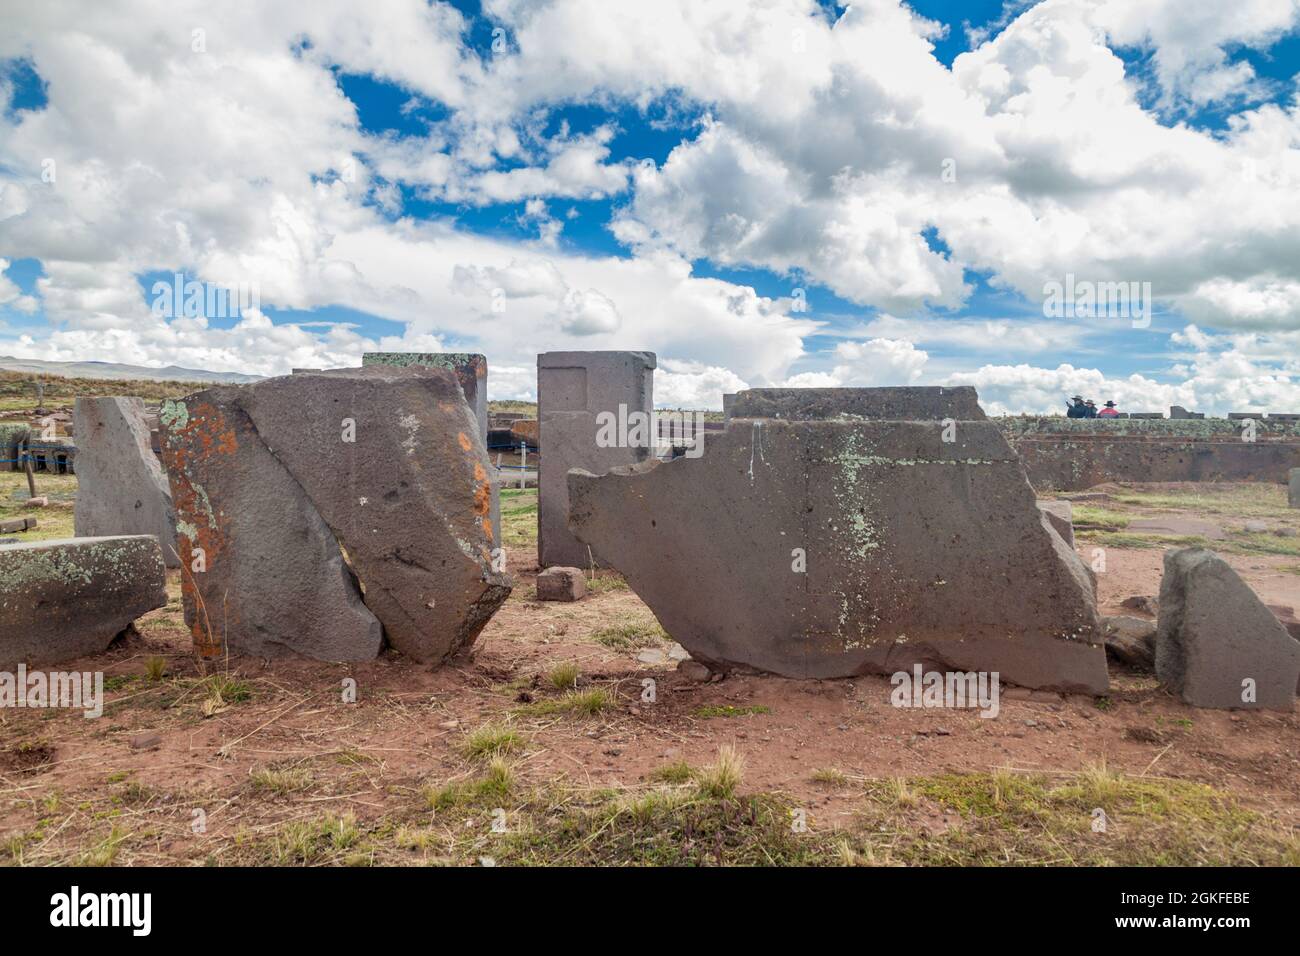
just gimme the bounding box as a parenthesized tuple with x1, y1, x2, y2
(1083, 400, 1098, 418)
(1066, 395, 1089, 418)
(1098, 400, 1120, 418)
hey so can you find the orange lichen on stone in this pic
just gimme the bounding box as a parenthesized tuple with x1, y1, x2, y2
(458, 431, 472, 452)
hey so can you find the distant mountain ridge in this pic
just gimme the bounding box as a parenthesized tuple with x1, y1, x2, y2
(0, 356, 262, 384)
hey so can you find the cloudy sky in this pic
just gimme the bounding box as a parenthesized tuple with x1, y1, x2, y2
(2, 0, 1300, 414)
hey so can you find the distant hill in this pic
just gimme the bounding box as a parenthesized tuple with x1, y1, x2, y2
(0, 356, 261, 384)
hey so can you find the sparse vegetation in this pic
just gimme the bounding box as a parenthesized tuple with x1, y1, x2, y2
(459, 723, 526, 760)
(517, 687, 616, 717)
(696, 746, 745, 800)
(545, 662, 580, 690)
(591, 620, 667, 649)
(692, 704, 771, 719)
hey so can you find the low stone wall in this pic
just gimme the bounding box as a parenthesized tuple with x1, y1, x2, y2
(997, 417, 1300, 491)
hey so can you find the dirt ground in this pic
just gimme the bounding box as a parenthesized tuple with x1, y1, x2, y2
(1, 480, 1298, 866)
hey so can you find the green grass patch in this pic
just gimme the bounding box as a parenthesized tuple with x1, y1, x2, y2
(858, 768, 1300, 866)
(591, 620, 667, 650)
(692, 704, 772, 719)
(459, 723, 527, 760)
(1069, 504, 1129, 529)
(516, 687, 616, 717)
(1075, 530, 1210, 551)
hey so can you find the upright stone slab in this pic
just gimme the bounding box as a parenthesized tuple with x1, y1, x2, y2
(1155, 548, 1300, 709)
(568, 418, 1106, 691)
(160, 366, 511, 665)
(160, 392, 384, 661)
(73, 397, 180, 567)
(538, 350, 655, 568)
(1290, 468, 1300, 508)
(730, 386, 987, 421)
(362, 352, 498, 538)
(0, 536, 166, 668)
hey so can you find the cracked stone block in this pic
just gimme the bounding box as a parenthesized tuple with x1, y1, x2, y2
(568, 418, 1106, 692)
(0, 536, 167, 668)
(73, 397, 180, 567)
(1155, 548, 1300, 709)
(729, 386, 987, 422)
(536, 566, 586, 601)
(160, 365, 510, 664)
(538, 350, 655, 568)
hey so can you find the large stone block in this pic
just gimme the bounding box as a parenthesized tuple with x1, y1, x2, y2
(538, 350, 655, 568)
(1290, 467, 1300, 508)
(361, 352, 498, 537)
(160, 366, 510, 664)
(1155, 548, 1300, 709)
(73, 397, 180, 567)
(729, 386, 987, 422)
(568, 419, 1106, 691)
(0, 536, 167, 668)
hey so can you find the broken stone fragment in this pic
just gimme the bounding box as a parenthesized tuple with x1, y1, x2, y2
(1100, 615, 1156, 669)
(568, 418, 1107, 693)
(1036, 500, 1074, 548)
(536, 566, 586, 602)
(0, 535, 167, 668)
(73, 397, 180, 567)
(1155, 548, 1300, 710)
(160, 365, 510, 664)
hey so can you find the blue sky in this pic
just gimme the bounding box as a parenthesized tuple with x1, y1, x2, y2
(2, 1, 1300, 412)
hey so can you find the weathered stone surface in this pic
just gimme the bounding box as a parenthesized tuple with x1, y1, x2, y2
(538, 350, 655, 568)
(568, 419, 1106, 691)
(510, 419, 538, 445)
(1290, 468, 1300, 508)
(1121, 594, 1158, 616)
(536, 566, 586, 602)
(73, 397, 179, 567)
(160, 389, 383, 661)
(362, 352, 498, 537)
(1036, 500, 1074, 548)
(1100, 615, 1156, 669)
(730, 386, 987, 422)
(1155, 548, 1300, 709)
(160, 366, 510, 664)
(0, 536, 166, 668)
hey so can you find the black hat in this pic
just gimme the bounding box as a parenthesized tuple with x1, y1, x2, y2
(1071, 395, 1084, 401)
(1103, 401, 1116, 407)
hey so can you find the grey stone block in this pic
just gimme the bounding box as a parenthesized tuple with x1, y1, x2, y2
(160, 366, 510, 664)
(1155, 548, 1300, 709)
(73, 397, 179, 567)
(536, 566, 586, 601)
(362, 352, 498, 539)
(568, 418, 1106, 691)
(0, 536, 166, 668)
(538, 350, 655, 568)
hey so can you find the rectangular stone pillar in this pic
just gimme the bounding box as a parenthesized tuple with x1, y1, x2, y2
(1290, 468, 1300, 509)
(538, 351, 655, 568)
(362, 352, 499, 545)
